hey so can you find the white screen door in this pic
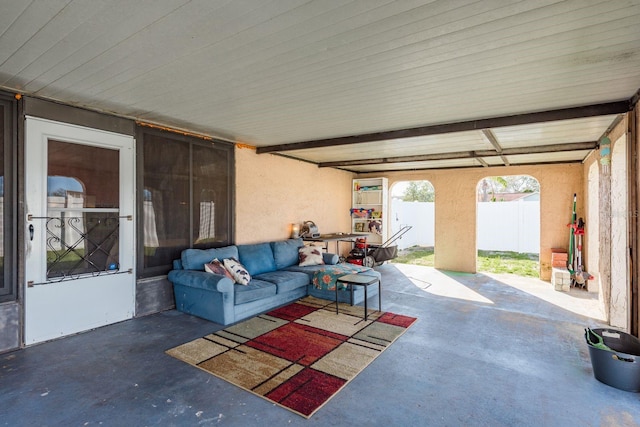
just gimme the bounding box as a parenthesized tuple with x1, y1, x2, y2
(24, 117, 135, 345)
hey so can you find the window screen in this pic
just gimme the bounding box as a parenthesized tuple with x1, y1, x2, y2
(137, 128, 234, 277)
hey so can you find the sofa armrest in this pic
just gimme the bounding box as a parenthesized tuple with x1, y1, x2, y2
(323, 252, 339, 265)
(168, 270, 234, 293)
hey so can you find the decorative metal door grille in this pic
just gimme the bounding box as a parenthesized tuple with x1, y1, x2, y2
(47, 213, 119, 281)
(30, 213, 129, 283)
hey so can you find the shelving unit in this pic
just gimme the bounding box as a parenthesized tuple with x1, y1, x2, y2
(351, 177, 388, 245)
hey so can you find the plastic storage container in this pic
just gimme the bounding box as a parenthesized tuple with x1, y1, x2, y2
(585, 328, 640, 392)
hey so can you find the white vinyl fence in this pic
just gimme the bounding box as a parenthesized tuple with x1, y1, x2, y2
(391, 199, 540, 253)
(390, 199, 434, 250)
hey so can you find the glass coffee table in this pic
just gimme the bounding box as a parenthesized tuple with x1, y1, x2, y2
(335, 274, 381, 320)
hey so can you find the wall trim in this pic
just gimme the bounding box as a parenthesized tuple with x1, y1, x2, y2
(23, 96, 135, 136)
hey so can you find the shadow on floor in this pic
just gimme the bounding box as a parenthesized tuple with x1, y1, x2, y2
(1, 263, 637, 426)
(388, 262, 605, 322)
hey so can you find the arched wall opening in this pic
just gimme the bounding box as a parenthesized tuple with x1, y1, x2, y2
(380, 164, 582, 278)
(389, 180, 436, 265)
(476, 175, 540, 277)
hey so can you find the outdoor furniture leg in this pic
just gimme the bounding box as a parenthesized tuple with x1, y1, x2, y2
(362, 283, 367, 320)
(336, 274, 380, 320)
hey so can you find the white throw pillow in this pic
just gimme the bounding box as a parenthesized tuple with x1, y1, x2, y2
(298, 245, 324, 267)
(204, 258, 235, 282)
(223, 258, 251, 285)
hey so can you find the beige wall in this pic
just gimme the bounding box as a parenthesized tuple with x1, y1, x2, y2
(234, 144, 617, 287)
(359, 163, 583, 280)
(235, 146, 354, 245)
(583, 156, 599, 292)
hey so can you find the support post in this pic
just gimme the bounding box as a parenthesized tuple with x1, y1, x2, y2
(599, 156, 612, 323)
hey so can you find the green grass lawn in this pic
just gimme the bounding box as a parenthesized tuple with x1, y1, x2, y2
(391, 246, 539, 278)
(391, 246, 435, 266)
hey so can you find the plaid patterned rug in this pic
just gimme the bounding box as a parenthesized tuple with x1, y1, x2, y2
(166, 296, 417, 418)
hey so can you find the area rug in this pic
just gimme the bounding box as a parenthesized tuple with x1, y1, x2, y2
(166, 296, 417, 418)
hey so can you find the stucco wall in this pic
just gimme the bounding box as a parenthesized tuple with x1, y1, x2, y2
(583, 115, 630, 324)
(359, 163, 583, 279)
(610, 134, 629, 328)
(235, 146, 353, 245)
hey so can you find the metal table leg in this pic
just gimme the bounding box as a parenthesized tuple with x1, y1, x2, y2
(335, 274, 380, 320)
(363, 282, 368, 320)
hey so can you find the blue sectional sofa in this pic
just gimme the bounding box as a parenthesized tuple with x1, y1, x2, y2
(168, 238, 380, 325)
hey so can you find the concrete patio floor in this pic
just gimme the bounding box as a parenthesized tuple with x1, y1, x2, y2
(1, 263, 638, 426)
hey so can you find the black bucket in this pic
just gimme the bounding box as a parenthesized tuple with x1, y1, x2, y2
(585, 328, 640, 392)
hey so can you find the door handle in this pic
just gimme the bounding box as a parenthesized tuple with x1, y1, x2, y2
(29, 224, 34, 241)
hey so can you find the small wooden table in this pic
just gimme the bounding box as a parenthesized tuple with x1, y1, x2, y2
(335, 274, 381, 320)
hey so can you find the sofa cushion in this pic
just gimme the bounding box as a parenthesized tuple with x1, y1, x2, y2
(181, 246, 238, 271)
(234, 280, 277, 304)
(254, 270, 309, 294)
(322, 252, 340, 265)
(270, 238, 304, 270)
(284, 263, 336, 278)
(237, 243, 277, 276)
(298, 245, 324, 266)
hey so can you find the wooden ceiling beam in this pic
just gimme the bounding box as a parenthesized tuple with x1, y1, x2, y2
(481, 129, 509, 166)
(319, 151, 474, 167)
(481, 129, 503, 153)
(345, 159, 585, 174)
(257, 101, 628, 154)
(476, 157, 489, 167)
(478, 141, 596, 156)
(317, 141, 597, 168)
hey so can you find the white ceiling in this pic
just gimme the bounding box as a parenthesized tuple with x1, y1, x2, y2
(1, 0, 639, 172)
